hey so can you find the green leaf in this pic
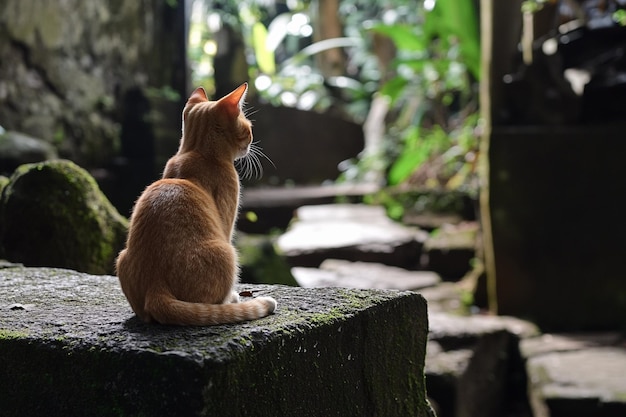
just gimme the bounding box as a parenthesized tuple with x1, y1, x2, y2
(370, 24, 425, 51)
(425, 0, 480, 80)
(379, 76, 408, 104)
(252, 22, 276, 75)
(388, 127, 424, 185)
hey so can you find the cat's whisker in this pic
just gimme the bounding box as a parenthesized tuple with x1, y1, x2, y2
(234, 142, 273, 180)
(244, 107, 259, 118)
(250, 143, 276, 169)
(244, 158, 255, 180)
(236, 152, 261, 180)
(246, 152, 262, 180)
(251, 152, 263, 179)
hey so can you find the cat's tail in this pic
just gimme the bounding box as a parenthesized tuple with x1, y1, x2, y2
(144, 294, 277, 326)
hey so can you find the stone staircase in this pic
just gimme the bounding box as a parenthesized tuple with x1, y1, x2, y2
(266, 201, 626, 417)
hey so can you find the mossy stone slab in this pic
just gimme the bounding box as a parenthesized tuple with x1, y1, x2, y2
(0, 266, 433, 417)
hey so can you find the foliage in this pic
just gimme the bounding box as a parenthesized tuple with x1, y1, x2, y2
(372, 0, 480, 192)
(189, 0, 480, 194)
(614, 8, 626, 25)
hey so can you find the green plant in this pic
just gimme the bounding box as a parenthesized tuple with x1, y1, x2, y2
(189, 0, 480, 194)
(374, 0, 480, 191)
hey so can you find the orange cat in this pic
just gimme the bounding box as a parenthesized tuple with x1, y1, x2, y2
(116, 83, 277, 325)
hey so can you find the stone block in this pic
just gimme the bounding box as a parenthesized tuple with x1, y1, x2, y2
(239, 183, 379, 234)
(292, 259, 441, 290)
(277, 204, 427, 269)
(421, 222, 478, 281)
(0, 266, 433, 417)
(426, 312, 539, 417)
(521, 333, 626, 417)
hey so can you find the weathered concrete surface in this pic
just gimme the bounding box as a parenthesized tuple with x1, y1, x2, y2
(277, 204, 427, 269)
(520, 333, 626, 417)
(292, 259, 441, 290)
(0, 266, 433, 417)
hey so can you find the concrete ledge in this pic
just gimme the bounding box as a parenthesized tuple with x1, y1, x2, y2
(0, 266, 433, 417)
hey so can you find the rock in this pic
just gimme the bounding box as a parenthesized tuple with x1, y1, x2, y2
(236, 233, 299, 286)
(277, 204, 427, 269)
(520, 332, 626, 417)
(0, 0, 186, 170)
(0, 266, 434, 417)
(419, 282, 469, 314)
(239, 183, 380, 234)
(426, 312, 539, 417)
(292, 259, 441, 290)
(0, 130, 58, 175)
(0, 159, 128, 274)
(421, 222, 478, 281)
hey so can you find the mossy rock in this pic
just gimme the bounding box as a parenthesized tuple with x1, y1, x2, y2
(0, 159, 128, 274)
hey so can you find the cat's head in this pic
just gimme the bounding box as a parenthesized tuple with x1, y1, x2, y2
(180, 83, 252, 161)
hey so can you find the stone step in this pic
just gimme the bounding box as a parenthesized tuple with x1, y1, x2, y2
(239, 183, 380, 233)
(520, 332, 626, 417)
(276, 204, 428, 269)
(422, 222, 478, 281)
(292, 259, 441, 291)
(426, 312, 540, 417)
(0, 266, 434, 417)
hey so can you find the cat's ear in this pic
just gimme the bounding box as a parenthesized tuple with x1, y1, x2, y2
(218, 83, 248, 118)
(188, 87, 208, 106)
(183, 87, 208, 123)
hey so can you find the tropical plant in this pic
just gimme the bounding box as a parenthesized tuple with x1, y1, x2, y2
(367, 0, 480, 191)
(188, 0, 480, 195)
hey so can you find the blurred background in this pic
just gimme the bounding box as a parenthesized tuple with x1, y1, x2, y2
(0, 0, 480, 216)
(1, 0, 626, 330)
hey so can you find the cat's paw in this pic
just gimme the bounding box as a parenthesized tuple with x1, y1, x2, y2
(227, 291, 240, 304)
(256, 296, 277, 313)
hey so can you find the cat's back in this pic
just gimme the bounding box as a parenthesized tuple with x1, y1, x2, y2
(128, 178, 221, 243)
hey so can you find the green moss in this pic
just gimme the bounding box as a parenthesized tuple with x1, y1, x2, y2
(0, 329, 28, 340)
(308, 309, 345, 326)
(0, 176, 9, 194)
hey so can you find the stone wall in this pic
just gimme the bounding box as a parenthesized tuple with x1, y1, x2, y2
(0, 0, 186, 171)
